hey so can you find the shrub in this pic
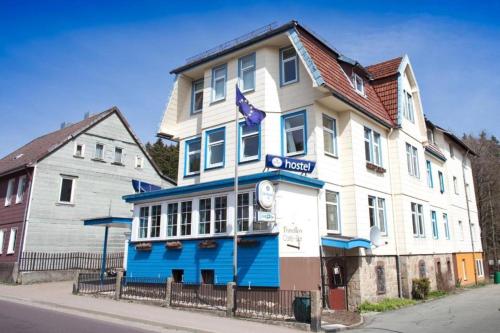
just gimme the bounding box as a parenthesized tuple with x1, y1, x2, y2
(358, 298, 417, 313)
(412, 278, 430, 299)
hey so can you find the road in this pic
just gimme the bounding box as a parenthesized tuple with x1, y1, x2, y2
(351, 284, 500, 333)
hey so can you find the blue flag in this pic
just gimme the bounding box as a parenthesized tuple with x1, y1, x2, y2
(236, 86, 266, 126)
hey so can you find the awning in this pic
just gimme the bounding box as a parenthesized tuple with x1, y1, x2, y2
(83, 216, 132, 228)
(132, 179, 161, 193)
(321, 236, 371, 249)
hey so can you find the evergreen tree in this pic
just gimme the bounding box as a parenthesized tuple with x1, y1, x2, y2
(146, 138, 179, 182)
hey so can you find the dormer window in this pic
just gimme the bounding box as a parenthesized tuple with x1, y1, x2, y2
(352, 73, 364, 95)
(427, 128, 434, 144)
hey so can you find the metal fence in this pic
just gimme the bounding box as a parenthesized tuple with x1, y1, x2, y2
(120, 277, 167, 301)
(235, 288, 311, 320)
(77, 272, 116, 294)
(19, 252, 124, 272)
(171, 282, 227, 310)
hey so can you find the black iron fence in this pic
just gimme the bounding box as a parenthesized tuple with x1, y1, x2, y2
(171, 282, 227, 310)
(120, 277, 167, 301)
(77, 272, 116, 294)
(19, 252, 124, 272)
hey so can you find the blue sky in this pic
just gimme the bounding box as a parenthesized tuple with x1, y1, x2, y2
(1, 0, 499, 157)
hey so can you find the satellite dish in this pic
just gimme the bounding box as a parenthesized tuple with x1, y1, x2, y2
(370, 226, 384, 247)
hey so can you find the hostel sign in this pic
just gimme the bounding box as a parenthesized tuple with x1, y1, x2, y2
(265, 154, 316, 174)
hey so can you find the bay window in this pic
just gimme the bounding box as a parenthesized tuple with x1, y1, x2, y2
(167, 203, 178, 237)
(199, 198, 211, 235)
(214, 196, 227, 234)
(150, 205, 161, 238)
(180, 201, 192, 236)
(138, 206, 149, 239)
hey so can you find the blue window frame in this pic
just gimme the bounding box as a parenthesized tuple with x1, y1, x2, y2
(211, 64, 227, 102)
(431, 210, 439, 239)
(191, 79, 204, 114)
(280, 46, 299, 86)
(238, 53, 256, 92)
(238, 122, 261, 164)
(426, 160, 433, 188)
(281, 110, 307, 157)
(443, 213, 450, 240)
(184, 137, 201, 177)
(438, 171, 445, 193)
(204, 127, 225, 170)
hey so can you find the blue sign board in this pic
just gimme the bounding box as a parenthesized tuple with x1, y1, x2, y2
(265, 154, 316, 174)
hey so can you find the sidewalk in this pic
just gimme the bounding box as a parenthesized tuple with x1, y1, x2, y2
(0, 281, 302, 333)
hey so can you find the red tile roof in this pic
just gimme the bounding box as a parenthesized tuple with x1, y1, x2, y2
(295, 27, 395, 127)
(366, 57, 403, 80)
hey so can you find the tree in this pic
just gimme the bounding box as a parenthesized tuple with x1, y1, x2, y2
(146, 138, 179, 182)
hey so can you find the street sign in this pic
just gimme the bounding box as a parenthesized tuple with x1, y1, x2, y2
(265, 154, 316, 173)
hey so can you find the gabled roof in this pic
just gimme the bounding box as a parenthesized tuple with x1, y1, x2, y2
(425, 118, 477, 156)
(0, 107, 176, 184)
(366, 57, 403, 80)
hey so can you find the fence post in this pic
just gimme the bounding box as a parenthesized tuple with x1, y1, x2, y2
(164, 277, 173, 307)
(72, 271, 81, 295)
(114, 271, 123, 300)
(310, 290, 322, 332)
(226, 282, 236, 316)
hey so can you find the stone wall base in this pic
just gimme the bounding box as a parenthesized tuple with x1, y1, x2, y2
(17, 270, 79, 284)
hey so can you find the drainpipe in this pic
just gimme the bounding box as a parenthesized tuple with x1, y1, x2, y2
(316, 188, 326, 307)
(462, 149, 478, 285)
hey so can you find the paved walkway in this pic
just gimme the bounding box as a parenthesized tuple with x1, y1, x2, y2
(0, 281, 302, 333)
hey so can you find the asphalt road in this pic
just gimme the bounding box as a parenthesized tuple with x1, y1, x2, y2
(350, 284, 500, 333)
(0, 299, 158, 333)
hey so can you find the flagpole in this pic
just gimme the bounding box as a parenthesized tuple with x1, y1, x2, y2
(233, 87, 239, 287)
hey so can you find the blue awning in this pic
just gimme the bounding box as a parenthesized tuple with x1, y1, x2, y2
(132, 180, 162, 193)
(84, 216, 132, 228)
(321, 236, 371, 249)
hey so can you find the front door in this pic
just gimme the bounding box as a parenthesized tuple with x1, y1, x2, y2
(327, 260, 346, 310)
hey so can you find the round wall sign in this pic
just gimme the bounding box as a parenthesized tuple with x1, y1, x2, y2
(256, 180, 275, 210)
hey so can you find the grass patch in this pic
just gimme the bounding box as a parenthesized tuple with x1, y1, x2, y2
(358, 298, 417, 313)
(427, 290, 448, 299)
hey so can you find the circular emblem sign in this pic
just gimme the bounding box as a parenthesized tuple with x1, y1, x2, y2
(271, 157, 283, 168)
(256, 180, 275, 210)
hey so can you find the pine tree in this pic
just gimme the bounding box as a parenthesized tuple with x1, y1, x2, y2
(145, 138, 179, 182)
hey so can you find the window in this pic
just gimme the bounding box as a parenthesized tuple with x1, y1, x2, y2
(458, 220, 464, 240)
(59, 176, 75, 203)
(475, 259, 484, 277)
(282, 111, 306, 156)
(411, 203, 425, 237)
(325, 191, 340, 233)
(239, 123, 260, 163)
(74, 143, 84, 157)
(4, 178, 15, 206)
(403, 91, 415, 122)
(172, 269, 184, 283)
(462, 259, 467, 281)
(449, 144, 454, 158)
(0, 229, 4, 254)
(15, 175, 27, 204)
(426, 161, 433, 188)
(185, 138, 201, 176)
(214, 196, 227, 234)
(199, 198, 211, 235)
(453, 176, 459, 194)
(201, 269, 215, 284)
(180, 201, 192, 236)
(406, 143, 420, 178)
(150, 205, 161, 238)
(323, 115, 337, 156)
(167, 203, 178, 237)
(352, 73, 364, 95)
(427, 129, 434, 144)
(438, 171, 445, 193)
(7, 228, 16, 254)
(205, 128, 225, 169)
(191, 79, 204, 114)
(114, 147, 123, 164)
(368, 196, 387, 234)
(211, 64, 227, 102)
(364, 127, 382, 166)
(139, 206, 149, 239)
(443, 213, 450, 240)
(280, 46, 298, 85)
(465, 183, 471, 200)
(239, 53, 256, 92)
(431, 210, 439, 239)
(135, 156, 144, 169)
(237, 193, 250, 232)
(94, 143, 104, 160)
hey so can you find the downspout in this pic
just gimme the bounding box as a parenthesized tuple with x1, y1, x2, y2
(462, 149, 478, 285)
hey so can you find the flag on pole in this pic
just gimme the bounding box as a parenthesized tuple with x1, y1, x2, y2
(236, 86, 266, 126)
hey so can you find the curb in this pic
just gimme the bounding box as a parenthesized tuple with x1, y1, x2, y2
(322, 316, 364, 332)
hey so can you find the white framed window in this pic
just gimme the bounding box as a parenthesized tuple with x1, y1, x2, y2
(59, 176, 76, 203)
(238, 53, 256, 92)
(406, 143, 420, 178)
(135, 156, 144, 169)
(205, 128, 225, 169)
(453, 176, 459, 194)
(475, 259, 484, 277)
(237, 192, 253, 232)
(427, 128, 434, 144)
(114, 147, 123, 164)
(239, 123, 260, 163)
(180, 201, 192, 236)
(15, 175, 27, 204)
(325, 191, 340, 233)
(214, 196, 227, 234)
(282, 111, 306, 156)
(426, 161, 433, 188)
(323, 115, 338, 157)
(7, 228, 17, 254)
(138, 206, 149, 239)
(199, 198, 211, 235)
(185, 138, 201, 176)
(443, 213, 450, 240)
(439, 171, 445, 193)
(211, 64, 227, 102)
(191, 79, 204, 114)
(364, 127, 382, 166)
(167, 203, 178, 237)
(403, 90, 415, 122)
(431, 210, 439, 239)
(411, 203, 425, 237)
(280, 46, 298, 85)
(368, 196, 387, 235)
(74, 143, 85, 158)
(449, 144, 454, 158)
(462, 259, 467, 281)
(150, 205, 161, 238)
(458, 220, 464, 241)
(94, 143, 104, 160)
(0, 229, 4, 254)
(4, 178, 15, 206)
(465, 183, 471, 200)
(352, 73, 364, 95)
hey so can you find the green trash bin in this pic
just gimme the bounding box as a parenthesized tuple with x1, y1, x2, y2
(292, 296, 311, 323)
(494, 271, 500, 284)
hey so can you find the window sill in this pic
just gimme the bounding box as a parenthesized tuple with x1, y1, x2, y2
(204, 165, 224, 171)
(6, 252, 14, 256)
(184, 172, 200, 178)
(366, 162, 386, 174)
(91, 158, 106, 163)
(240, 88, 255, 94)
(73, 155, 84, 159)
(238, 157, 260, 165)
(111, 162, 125, 166)
(325, 152, 338, 159)
(280, 79, 299, 87)
(56, 202, 75, 207)
(285, 152, 306, 158)
(191, 110, 203, 116)
(210, 98, 226, 106)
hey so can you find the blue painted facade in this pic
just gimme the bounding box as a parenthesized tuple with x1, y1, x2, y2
(127, 234, 280, 287)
